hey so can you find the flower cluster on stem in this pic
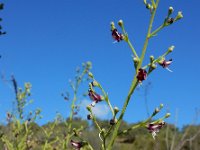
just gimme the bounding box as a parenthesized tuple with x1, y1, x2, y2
(71, 0, 183, 149)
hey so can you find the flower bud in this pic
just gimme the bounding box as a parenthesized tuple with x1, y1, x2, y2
(168, 6, 174, 15)
(168, 45, 175, 52)
(146, 3, 151, 9)
(86, 61, 92, 69)
(133, 57, 140, 63)
(155, 108, 160, 113)
(160, 104, 164, 109)
(175, 11, 183, 20)
(101, 128, 106, 135)
(165, 113, 171, 118)
(152, 107, 160, 116)
(118, 20, 124, 28)
(151, 64, 157, 69)
(150, 55, 154, 62)
(110, 21, 115, 26)
(114, 107, 119, 114)
(110, 21, 115, 31)
(35, 109, 41, 115)
(88, 72, 94, 79)
(91, 80, 99, 87)
(86, 105, 92, 112)
(25, 82, 32, 90)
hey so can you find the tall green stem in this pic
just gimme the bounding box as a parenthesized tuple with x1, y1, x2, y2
(107, 78, 138, 149)
(107, 0, 160, 149)
(137, 0, 160, 69)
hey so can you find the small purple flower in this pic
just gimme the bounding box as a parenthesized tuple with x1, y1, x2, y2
(146, 121, 165, 139)
(88, 89, 103, 106)
(137, 68, 147, 82)
(70, 140, 83, 150)
(112, 29, 124, 42)
(159, 59, 173, 72)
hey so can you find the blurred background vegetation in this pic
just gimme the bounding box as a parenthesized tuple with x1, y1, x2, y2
(0, 117, 200, 150)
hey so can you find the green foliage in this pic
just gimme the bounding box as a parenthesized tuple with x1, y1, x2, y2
(0, 121, 200, 150)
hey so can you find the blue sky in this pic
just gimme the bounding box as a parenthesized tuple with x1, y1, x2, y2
(0, 0, 200, 128)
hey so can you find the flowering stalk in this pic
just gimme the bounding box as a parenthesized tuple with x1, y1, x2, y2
(1, 83, 42, 150)
(80, 0, 182, 149)
(87, 106, 102, 132)
(70, 126, 94, 150)
(150, 8, 183, 38)
(118, 104, 170, 138)
(107, 0, 160, 148)
(81, 0, 183, 148)
(65, 62, 92, 149)
(142, 45, 175, 71)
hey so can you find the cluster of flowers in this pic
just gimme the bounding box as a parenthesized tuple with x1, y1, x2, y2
(111, 21, 173, 84)
(70, 2, 183, 149)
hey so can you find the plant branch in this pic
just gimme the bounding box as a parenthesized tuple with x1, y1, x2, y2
(107, 1, 160, 149)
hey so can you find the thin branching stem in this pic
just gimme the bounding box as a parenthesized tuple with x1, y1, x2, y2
(150, 24, 164, 37)
(107, 0, 160, 149)
(99, 84, 114, 116)
(65, 68, 88, 148)
(121, 25, 139, 58)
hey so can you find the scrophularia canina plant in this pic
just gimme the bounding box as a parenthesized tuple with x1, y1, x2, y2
(70, 0, 183, 149)
(62, 62, 92, 149)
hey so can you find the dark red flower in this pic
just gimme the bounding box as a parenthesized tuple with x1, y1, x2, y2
(70, 140, 83, 150)
(159, 59, 172, 68)
(146, 121, 165, 139)
(159, 59, 173, 72)
(112, 29, 124, 42)
(137, 69, 147, 82)
(167, 18, 174, 24)
(88, 89, 103, 106)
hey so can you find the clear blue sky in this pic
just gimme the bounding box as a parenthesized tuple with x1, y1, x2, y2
(0, 0, 200, 128)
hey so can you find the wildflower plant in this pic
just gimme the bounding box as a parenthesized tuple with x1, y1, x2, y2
(73, 0, 183, 149)
(61, 61, 92, 149)
(0, 82, 42, 150)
